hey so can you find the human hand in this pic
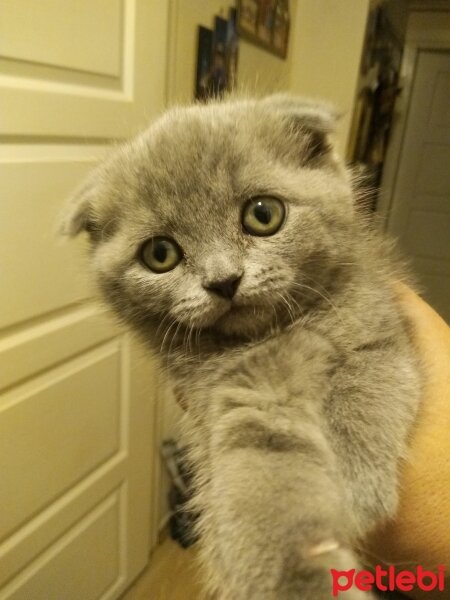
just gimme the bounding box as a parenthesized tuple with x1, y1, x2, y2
(365, 283, 450, 599)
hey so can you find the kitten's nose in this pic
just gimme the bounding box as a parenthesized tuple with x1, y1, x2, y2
(203, 275, 242, 300)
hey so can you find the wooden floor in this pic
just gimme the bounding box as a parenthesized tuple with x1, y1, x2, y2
(121, 538, 208, 600)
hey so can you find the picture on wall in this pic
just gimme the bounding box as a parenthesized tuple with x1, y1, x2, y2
(237, 0, 290, 59)
(195, 8, 239, 101)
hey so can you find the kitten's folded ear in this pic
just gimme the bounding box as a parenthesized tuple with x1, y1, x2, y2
(260, 94, 339, 163)
(59, 172, 99, 237)
(261, 94, 337, 130)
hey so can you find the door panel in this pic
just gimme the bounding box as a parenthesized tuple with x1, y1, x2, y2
(0, 1, 168, 598)
(387, 50, 450, 321)
(0, 0, 168, 138)
(2, 491, 123, 600)
(0, 0, 122, 76)
(1, 453, 127, 590)
(0, 342, 121, 542)
(0, 305, 117, 391)
(0, 156, 98, 329)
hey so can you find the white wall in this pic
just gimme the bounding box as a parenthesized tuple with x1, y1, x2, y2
(166, 0, 295, 104)
(289, 0, 370, 153)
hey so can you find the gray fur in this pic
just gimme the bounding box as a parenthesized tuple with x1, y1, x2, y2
(63, 95, 421, 599)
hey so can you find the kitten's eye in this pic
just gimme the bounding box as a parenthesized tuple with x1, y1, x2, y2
(139, 236, 182, 273)
(242, 197, 285, 236)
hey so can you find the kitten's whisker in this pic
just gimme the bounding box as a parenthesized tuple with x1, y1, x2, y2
(295, 273, 334, 303)
(275, 291, 296, 326)
(160, 318, 178, 354)
(180, 316, 195, 357)
(194, 325, 202, 354)
(290, 281, 345, 326)
(299, 272, 347, 320)
(155, 311, 174, 340)
(303, 274, 341, 306)
(187, 322, 195, 355)
(286, 293, 306, 329)
(168, 319, 184, 358)
(286, 292, 303, 315)
(183, 322, 192, 355)
(270, 297, 280, 334)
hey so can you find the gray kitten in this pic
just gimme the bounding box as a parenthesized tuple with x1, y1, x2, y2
(63, 95, 421, 599)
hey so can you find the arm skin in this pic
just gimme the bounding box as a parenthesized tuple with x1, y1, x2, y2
(366, 284, 450, 598)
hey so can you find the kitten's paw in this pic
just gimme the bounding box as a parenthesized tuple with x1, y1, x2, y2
(279, 543, 378, 600)
(215, 547, 379, 600)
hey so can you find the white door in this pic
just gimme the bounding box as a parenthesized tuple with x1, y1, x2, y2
(385, 50, 450, 322)
(0, 2, 168, 599)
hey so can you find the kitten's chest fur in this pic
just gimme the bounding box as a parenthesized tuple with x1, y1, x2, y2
(169, 277, 409, 405)
(171, 278, 419, 539)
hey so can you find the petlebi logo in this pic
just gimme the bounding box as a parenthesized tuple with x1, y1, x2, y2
(331, 565, 446, 596)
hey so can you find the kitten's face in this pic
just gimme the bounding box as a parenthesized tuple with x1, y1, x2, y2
(64, 97, 356, 346)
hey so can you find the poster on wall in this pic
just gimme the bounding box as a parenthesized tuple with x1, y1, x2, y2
(195, 8, 239, 100)
(237, 0, 290, 59)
